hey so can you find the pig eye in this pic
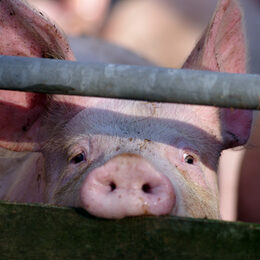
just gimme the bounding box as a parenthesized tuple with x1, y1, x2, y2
(70, 152, 86, 164)
(183, 153, 195, 165)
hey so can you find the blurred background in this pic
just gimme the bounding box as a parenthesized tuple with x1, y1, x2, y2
(28, 0, 260, 223)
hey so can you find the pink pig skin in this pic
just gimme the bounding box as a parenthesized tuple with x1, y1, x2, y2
(0, 0, 252, 219)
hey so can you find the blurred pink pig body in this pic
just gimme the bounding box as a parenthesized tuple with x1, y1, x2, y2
(0, 0, 252, 219)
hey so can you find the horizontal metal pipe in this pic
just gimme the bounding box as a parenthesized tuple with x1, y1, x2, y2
(0, 55, 260, 109)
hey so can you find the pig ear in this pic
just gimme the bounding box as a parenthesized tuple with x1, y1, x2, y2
(183, 0, 247, 72)
(183, 0, 252, 148)
(0, 0, 75, 60)
(0, 0, 75, 152)
(0, 92, 86, 152)
(0, 91, 48, 152)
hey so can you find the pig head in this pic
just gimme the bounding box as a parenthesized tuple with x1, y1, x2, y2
(0, 0, 252, 219)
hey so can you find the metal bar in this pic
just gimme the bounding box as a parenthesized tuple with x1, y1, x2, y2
(0, 55, 260, 109)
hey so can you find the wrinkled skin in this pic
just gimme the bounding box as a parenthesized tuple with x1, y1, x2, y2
(0, 0, 252, 219)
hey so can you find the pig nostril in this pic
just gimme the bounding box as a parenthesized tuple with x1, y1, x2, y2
(109, 182, 116, 191)
(142, 183, 152, 194)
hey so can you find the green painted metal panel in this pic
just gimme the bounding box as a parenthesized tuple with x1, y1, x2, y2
(0, 202, 259, 259)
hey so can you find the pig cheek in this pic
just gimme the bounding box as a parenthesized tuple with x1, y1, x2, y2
(165, 148, 219, 218)
(166, 148, 208, 190)
(52, 164, 89, 205)
(43, 158, 79, 205)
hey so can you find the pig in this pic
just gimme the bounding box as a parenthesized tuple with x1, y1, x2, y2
(0, 0, 252, 219)
(101, 0, 260, 222)
(201, 0, 260, 222)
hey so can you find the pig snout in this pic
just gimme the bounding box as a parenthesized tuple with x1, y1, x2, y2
(80, 154, 176, 219)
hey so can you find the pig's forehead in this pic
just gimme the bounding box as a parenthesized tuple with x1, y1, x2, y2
(64, 99, 218, 146)
(65, 97, 186, 118)
(86, 99, 188, 118)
